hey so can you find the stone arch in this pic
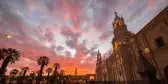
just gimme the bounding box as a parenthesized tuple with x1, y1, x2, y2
(89, 76, 94, 80)
(87, 74, 96, 80)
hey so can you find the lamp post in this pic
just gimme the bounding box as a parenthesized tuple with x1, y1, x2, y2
(0, 33, 11, 38)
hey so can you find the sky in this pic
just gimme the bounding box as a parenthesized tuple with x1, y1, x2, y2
(0, 0, 167, 75)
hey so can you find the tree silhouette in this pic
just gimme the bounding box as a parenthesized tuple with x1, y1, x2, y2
(18, 70, 23, 76)
(36, 70, 40, 75)
(0, 48, 20, 75)
(53, 63, 60, 76)
(9, 69, 19, 84)
(30, 71, 36, 78)
(51, 63, 60, 83)
(46, 68, 52, 84)
(29, 71, 36, 84)
(37, 56, 49, 82)
(60, 69, 65, 76)
(59, 69, 65, 84)
(36, 70, 44, 76)
(21, 67, 29, 84)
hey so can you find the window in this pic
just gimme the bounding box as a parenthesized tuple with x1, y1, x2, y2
(155, 36, 165, 48)
(119, 71, 122, 76)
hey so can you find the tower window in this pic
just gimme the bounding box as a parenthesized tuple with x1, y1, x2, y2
(155, 36, 165, 48)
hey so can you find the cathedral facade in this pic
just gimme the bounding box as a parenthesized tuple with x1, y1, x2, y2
(96, 6, 168, 84)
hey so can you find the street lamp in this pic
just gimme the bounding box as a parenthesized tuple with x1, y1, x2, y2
(4, 34, 11, 38)
(0, 33, 11, 38)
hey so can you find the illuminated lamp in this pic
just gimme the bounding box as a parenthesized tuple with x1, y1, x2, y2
(5, 34, 11, 38)
(114, 42, 118, 49)
(143, 48, 152, 60)
(116, 54, 118, 58)
(144, 48, 150, 53)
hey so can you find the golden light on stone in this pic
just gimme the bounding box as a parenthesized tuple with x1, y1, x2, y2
(119, 21, 123, 25)
(114, 42, 118, 49)
(113, 24, 117, 29)
(116, 54, 118, 58)
(144, 48, 150, 53)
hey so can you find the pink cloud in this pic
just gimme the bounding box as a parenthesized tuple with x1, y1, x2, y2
(0, 0, 166, 75)
(147, 0, 156, 9)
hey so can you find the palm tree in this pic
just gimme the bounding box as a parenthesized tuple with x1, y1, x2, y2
(9, 69, 19, 84)
(36, 70, 40, 75)
(18, 70, 23, 76)
(46, 68, 52, 84)
(21, 67, 29, 83)
(37, 56, 49, 81)
(0, 48, 20, 75)
(53, 63, 60, 76)
(36, 70, 44, 75)
(30, 71, 36, 79)
(51, 63, 60, 83)
(60, 69, 65, 76)
(59, 69, 65, 83)
(29, 71, 36, 84)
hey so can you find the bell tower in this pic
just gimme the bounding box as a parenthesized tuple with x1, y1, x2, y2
(96, 49, 102, 67)
(113, 12, 126, 30)
(112, 12, 133, 44)
(111, 12, 135, 81)
(96, 49, 102, 81)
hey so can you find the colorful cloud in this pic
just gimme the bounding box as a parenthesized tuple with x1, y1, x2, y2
(0, 0, 167, 75)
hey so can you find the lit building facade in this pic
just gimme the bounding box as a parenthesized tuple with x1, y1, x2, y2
(96, 6, 168, 84)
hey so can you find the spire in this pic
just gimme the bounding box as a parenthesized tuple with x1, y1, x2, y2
(97, 49, 101, 56)
(121, 15, 124, 21)
(114, 12, 120, 20)
(96, 49, 102, 66)
(96, 49, 102, 67)
(113, 12, 125, 30)
(115, 12, 117, 15)
(97, 49, 102, 60)
(121, 15, 123, 19)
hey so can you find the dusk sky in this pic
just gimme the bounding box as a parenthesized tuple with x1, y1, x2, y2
(0, 0, 167, 75)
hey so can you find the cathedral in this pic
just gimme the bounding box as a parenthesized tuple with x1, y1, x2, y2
(96, 6, 168, 84)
